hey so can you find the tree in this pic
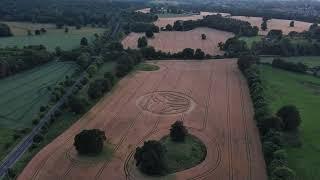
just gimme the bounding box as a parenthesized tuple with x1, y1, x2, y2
(80, 37, 88, 46)
(65, 27, 69, 33)
(76, 53, 90, 68)
(290, 21, 295, 27)
(271, 166, 296, 180)
(182, 48, 194, 59)
(201, 34, 207, 40)
(138, 36, 148, 48)
(88, 79, 111, 99)
(237, 54, 259, 72)
(261, 20, 268, 31)
(134, 140, 167, 175)
(74, 129, 106, 155)
(170, 121, 188, 142)
(145, 30, 154, 38)
(87, 64, 98, 77)
(194, 49, 205, 59)
(259, 116, 282, 133)
(40, 28, 46, 34)
(34, 29, 41, 35)
(68, 96, 87, 114)
(276, 105, 301, 131)
(165, 24, 173, 31)
(0, 23, 12, 37)
(104, 72, 116, 85)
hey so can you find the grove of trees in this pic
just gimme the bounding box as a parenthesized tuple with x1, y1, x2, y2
(172, 14, 259, 37)
(134, 140, 167, 175)
(0, 46, 53, 78)
(74, 129, 106, 155)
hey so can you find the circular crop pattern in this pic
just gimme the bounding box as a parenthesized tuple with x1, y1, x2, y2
(136, 91, 195, 115)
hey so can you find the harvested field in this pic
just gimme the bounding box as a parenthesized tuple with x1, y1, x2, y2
(122, 27, 234, 55)
(231, 16, 312, 35)
(19, 60, 266, 180)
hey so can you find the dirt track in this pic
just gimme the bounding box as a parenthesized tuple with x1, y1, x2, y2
(18, 60, 267, 180)
(122, 28, 234, 55)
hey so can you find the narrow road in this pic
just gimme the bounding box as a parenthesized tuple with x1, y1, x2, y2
(0, 21, 120, 178)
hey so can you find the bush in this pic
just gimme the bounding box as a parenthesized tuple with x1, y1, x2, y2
(146, 30, 154, 38)
(74, 129, 106, 155)
(134, 140, 167, 175)
(271, 166, 296, 180)
(170, 121, 188, 142)
(276, 105, 301, 131)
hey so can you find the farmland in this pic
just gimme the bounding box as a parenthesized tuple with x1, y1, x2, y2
(261, 65, 320, 180)
(18, 60, 266, 180)
(122, 27, 234, 55)
(0, 61, 78, 159)
(0, 21, 104, 51)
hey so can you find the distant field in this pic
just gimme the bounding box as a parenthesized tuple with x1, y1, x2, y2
(239, 36, 263, 48)
(122, 27, 234, 55)
(231, 16, 311, 35)
(0, 61, 78, 128)
(0, 21, 104, 51)
(260, 56, 320, 67)
(261, 65, 320, 180)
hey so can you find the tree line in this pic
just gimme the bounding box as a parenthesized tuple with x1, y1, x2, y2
(0, 46, 53, 78)
(164, 14, 258, 37)
(238, 55, 301, 180)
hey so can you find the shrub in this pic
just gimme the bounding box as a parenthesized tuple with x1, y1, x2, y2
(134, 140, 167, 175)
(276, 105, 301, 131)
(170, 121, 188, 142)
(271, 166, 296, 180)
(74, 129, 106, 155)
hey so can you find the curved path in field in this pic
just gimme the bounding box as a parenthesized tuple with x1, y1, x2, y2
(18, 60, 267, 180)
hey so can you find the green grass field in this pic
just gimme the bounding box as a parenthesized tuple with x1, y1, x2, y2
(239, 36, 263, 48)
(0, 21, 104, 51)
(261, 56, 320, 67)
(160, 135, 206, 173)
(134, 63, 160, 71)
(0, 61, 78, 128)
(261, 65, 320, 180)
(0, 61, 78, 160)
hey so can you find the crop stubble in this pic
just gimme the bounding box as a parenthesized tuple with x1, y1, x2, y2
(19, 60, 266, 180)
